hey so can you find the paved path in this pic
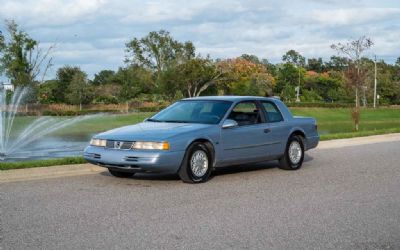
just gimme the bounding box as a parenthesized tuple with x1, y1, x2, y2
(1, 136, 400, 249)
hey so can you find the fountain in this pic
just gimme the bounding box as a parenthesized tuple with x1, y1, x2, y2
(0, 86, 96, 161)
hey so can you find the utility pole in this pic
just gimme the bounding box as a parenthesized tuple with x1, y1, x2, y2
(296, 67, 301, 102)
(373, 55, 377, 108)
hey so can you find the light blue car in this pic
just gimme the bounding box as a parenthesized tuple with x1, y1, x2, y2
(84, 96, 319, 183)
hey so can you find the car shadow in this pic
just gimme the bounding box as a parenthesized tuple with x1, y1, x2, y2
(99, 153, 314, 182)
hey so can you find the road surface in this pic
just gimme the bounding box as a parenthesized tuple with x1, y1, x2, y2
(1, 141, 400, 249)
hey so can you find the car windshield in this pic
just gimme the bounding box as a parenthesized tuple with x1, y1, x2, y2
(148, 100, 232, 124)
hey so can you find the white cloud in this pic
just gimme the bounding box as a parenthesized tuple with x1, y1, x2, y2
(312, 8, 400, 26)
(1, 0, 399, 78)
(0, 0, 106, 26)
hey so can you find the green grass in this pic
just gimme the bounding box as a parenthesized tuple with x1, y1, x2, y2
(0, 157, 85, 171)
(2, 107, 400, 170)
(290, 107, 400, 135)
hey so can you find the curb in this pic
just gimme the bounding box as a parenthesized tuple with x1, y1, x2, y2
(1, 133, 400, 183)
(317, 133, 400, 149)
(0, 164, 104, 184)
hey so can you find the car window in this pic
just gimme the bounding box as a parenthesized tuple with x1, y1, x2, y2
(262, 101, 283, 122)
(150, 100, 232, 124)
(227, 101, 262, 126)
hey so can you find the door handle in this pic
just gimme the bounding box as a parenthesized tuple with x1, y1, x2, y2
(264, 128, 271, 133)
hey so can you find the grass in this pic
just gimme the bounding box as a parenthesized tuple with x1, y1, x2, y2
(0, 157, 85, 171)
(290, 107, 400, 135)
(1, 107, 400, 170)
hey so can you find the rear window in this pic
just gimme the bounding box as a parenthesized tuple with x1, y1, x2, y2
(262, 102, 283, 123)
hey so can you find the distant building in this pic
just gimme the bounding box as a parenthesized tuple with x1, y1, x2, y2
(0, 82, 14, 91)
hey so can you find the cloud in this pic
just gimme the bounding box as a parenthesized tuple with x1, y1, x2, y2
(312, 8, 400, 26)
(0, 0, 106, 26)
(0, 0, 399, 79)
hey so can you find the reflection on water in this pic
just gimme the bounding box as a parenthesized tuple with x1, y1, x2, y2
(4, 134, 94, 162)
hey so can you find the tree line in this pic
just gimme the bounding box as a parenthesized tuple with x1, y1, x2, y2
(1, 20, 400, 107)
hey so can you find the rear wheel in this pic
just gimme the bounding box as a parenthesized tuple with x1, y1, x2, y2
(108, 169, 135, 178)
(178, 142, 212, 183)
(279, 135, 304, 170)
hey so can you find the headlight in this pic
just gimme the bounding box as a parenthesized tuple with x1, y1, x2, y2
(131, 141, 170, 150)
(90, 138, 107, 147)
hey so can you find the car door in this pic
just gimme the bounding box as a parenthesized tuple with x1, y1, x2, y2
(220, 101, 271, 164)
(260, 100, 289, 158)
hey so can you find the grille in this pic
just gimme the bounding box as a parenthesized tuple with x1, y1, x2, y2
(105, 140, 134, 150)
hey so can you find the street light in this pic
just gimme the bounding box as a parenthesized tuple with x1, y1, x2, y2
(295, 86, 300, 102)
(373, 55, 378, 108)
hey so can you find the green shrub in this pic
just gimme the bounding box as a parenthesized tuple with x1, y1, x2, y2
(287, 102, 354, 108)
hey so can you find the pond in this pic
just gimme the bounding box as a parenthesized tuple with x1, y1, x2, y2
(2, 113, 152, 162)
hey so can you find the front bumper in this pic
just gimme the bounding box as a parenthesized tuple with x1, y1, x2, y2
(83, 146, 185, 173)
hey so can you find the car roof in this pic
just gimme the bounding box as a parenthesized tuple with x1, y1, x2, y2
(182, 96, 278, 102)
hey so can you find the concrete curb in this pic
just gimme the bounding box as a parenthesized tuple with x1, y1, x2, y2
(1, 133, 400, 183)
(317, 133, 400, 149)
(0, 164, 104, 184)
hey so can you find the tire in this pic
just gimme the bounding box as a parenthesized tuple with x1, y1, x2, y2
(108, 168, 135, 178)
(178, 142, 213, 184)
(279, 135, 305, 170)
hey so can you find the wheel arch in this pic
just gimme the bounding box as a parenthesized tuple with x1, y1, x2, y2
(288, 128, 306, 149)
(186, 138, 216, 167)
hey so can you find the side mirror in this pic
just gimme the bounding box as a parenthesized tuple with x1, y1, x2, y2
(222, 119, 238, 129)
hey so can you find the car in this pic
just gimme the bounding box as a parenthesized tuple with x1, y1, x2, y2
(84, 96, 319, 183)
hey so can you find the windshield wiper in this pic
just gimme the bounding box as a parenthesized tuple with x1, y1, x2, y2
(163, 120, 191, 123)
(146, 118, 161, 122)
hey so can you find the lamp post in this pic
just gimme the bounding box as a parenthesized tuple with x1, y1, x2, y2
(373, 55, 378, 108)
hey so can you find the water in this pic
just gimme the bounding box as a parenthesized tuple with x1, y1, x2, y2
(0, 86, 97, 161)
(3, 135, 91, 162)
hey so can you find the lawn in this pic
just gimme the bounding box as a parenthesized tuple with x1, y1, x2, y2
(290, 107, 400, 140)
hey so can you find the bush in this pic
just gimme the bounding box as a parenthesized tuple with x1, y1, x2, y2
(136, 105, 167, 112)
(286, 102, 354, 108)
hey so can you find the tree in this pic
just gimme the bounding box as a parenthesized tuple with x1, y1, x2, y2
(0, 20, 54, 86)
(331, 36, 373, 131)
(217, 58, 275, 96)
(307, 58, 325, 72)
(282, 50, 305, 67)
(326, 56, 349, 71)
(114, 65, 154, 101)
(54, 66, 82, 103)
(275, 63, 305, 102)
(65, 69, 92, 109)
(125, 30, 194, 84)
(92, 70, 115, 85)
(240, 54, 261, 64)
(331, 36, 373, 108)
(172, 57, 222, 97)
(395, 57, 400, 67)
(38, 80, 58, 104)
(282, 50, 306, 102)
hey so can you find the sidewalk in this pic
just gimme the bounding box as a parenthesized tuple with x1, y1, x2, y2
(1, 133, 400, 183)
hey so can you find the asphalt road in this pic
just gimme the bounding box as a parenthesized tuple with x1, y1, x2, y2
(1, 141, 400, 250)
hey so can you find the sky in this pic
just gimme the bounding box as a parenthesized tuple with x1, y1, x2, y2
(0, 0, 399, 79)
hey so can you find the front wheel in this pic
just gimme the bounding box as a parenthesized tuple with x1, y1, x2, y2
(279, 135, 304, 170)
(178, 142, 212, 183)
(108, 169, 135, 178)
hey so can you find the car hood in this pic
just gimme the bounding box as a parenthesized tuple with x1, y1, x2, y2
(95, 122, 214, 141)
